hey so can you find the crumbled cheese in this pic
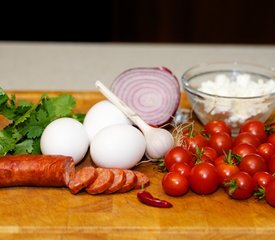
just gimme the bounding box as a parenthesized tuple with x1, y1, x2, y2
(198, 74, 275, 97)
(197, 74, 275, 127)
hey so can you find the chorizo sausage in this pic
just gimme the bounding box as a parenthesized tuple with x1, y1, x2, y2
(133, 170, 150, 189)
(0, 155, 75, 187)
(86, 168, 114, 194)
(117, 169, 138, 193)
(68, 166, 97, 194)
(104, 168, 126, 194)
(0, 155, 151, 195)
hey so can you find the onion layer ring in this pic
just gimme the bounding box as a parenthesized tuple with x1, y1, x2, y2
(111, 67, 181, 127)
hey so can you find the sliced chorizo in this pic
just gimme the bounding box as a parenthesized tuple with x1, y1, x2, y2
(0, 154, 75, 187)
(68, 166, 97, 194)
(86, 168, 114, 194)
(117, 170, 138, 193)
(104, 168, 126, 194)
(133, 170, 150, 189)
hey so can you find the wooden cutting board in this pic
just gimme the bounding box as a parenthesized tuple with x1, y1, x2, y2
(1, 91, 275, 240)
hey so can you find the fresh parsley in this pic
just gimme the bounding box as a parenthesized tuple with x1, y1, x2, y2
(0, 88, 84, 156)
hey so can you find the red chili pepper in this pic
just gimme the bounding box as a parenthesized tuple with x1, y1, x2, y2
(137, 190, 173, 208)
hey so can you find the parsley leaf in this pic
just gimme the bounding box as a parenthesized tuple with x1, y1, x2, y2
(14, 105, 35, 126)
(43, 94, 76, 118)
(0, 87, 9, 106)
(22, 109, 48, 139)
(0, 130, 16, 155)
(14, 139, 34, 154)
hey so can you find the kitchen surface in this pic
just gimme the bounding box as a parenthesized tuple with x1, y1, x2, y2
(0, 41, 275, 240)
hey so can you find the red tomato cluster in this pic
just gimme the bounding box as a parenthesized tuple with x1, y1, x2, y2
(161, 119, 275, 207)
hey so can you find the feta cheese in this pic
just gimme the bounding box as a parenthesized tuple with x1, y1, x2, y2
(199, 74, 275, 97)
(197, 74, 275, 126)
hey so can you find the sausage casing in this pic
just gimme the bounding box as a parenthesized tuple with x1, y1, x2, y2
(0, 155, 75, 187)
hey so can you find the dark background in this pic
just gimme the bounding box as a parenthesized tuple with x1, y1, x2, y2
(1, 0, 274, 44)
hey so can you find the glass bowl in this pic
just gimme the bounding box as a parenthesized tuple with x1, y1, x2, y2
(181, 62, 275, 136)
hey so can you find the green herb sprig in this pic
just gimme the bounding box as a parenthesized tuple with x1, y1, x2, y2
(0, 88, 84, 156)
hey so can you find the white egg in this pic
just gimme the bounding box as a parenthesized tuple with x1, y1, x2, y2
(83, 100, 132, 142)
(90, 124, 146, 169)
(40, 117, 89, 164)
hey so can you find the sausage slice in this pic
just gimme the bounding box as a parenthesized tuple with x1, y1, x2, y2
(68, 166, 98, 194)
(133, 170, 150, 189)
(86, 168, 114, 194)
(117, 170, 138, 193)
(104, 168, 126, 194)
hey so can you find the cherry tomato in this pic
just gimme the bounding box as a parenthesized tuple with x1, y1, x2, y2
(266, 123, 275, 134)
(233, 132, 261, 148)
(192, 147, 215, 166)
(270, 123, 275, 130)
(202, 146, 218, 161)
(216, 162, 240, 186)
(192, 151, 213, 166)
(170, 162, 191, 179)
(240, 119, 267, 143)
(197, 154, 213, 164)
(204, 120, 231, 136)
(257, 143, 275, 161)
(164, 146, 193, 170)
(232, 143, 257, 158)
(208, 132, 232, 155)
(184, 134, 208, 154)
(267, 133, 275, 146)
(238, 153, 267, 176)
(252, 171, 273, 190)
(224, 171, 254, 200)
(214, 155, 226, 167)
(265, 178, 275, 207)
(189, 162, 219, 195)
(162, 172, 189, 196)
(268, 155, 275, 174)
(214, 149, 239, 166)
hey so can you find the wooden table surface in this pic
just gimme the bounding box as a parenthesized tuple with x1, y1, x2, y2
(1, 91, 275, 240)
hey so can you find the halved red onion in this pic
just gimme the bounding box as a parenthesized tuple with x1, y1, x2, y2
(111, 67, 181, 127)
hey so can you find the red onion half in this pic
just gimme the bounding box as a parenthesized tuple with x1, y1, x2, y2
(111, 67, 181, 127)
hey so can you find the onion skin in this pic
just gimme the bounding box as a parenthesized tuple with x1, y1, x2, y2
(111, 67, 181, 127)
